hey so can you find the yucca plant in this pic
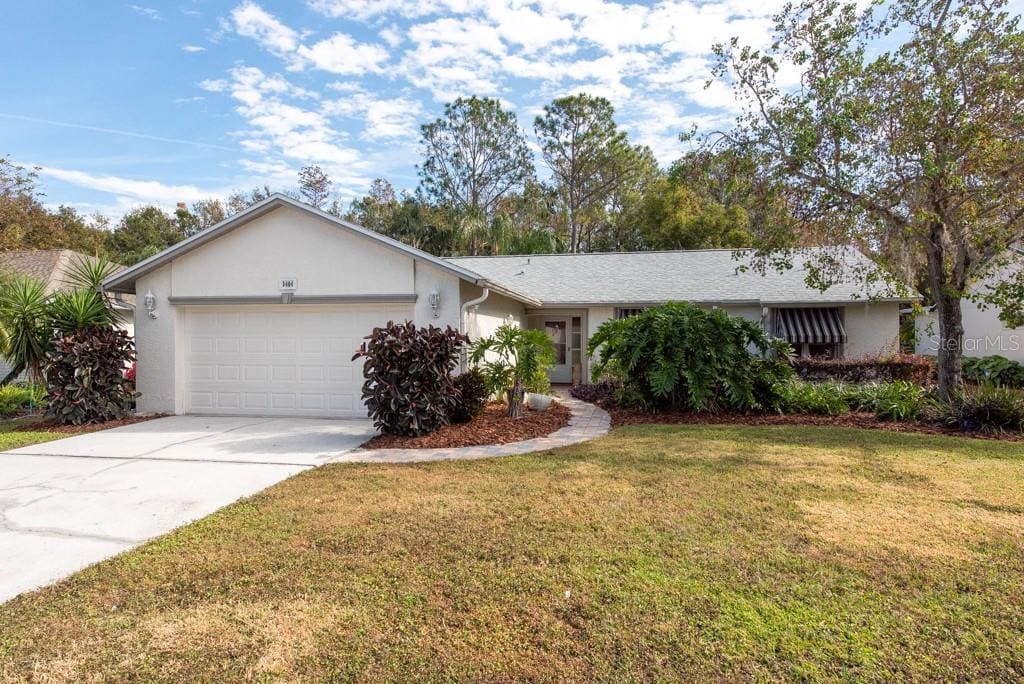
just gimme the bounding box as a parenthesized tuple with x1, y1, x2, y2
(62, 254, 126, 324)
(0, 274, 51, 383)
(46, 289, 116, 335)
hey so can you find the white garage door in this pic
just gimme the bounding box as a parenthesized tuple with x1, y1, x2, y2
(183, 304, 412, 418)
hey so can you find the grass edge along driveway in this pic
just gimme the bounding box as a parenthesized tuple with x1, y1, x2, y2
(1, 423, 1023, 681)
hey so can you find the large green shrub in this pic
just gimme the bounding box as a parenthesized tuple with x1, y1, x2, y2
(44, 327, 136, 425)
(449, 368, 489, 424)
(352, 321, 468, 436)
(470, 325, 556, 418)
(588, 302, 794, 413)
(962, 355, 1024, 388)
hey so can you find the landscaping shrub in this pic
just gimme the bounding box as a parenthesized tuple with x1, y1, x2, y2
(962, 355, 1024, 388)
(588, 302, 794, 413)
(569, 380, 618, 405)
(0, 383, 45, 417)
(793, 354, 935, 385)
(776, 381, 851, 416)
(845, 381, 933, 421)
(925, 384, 1024, 434)
(470, 326, 556, 418)
(449, 368, 489, 424)
(43, 327, 136, 425)
(352, 321, 468, 436)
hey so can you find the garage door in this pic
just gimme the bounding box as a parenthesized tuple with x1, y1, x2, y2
(183, 304, 412, 417)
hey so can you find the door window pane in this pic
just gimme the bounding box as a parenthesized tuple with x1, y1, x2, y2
(544, 320, 567, 365)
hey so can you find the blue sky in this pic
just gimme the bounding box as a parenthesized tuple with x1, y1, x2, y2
(4, 0, 1005, 222)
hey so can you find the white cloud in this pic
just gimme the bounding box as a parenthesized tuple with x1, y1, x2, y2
(306, 0, 444, 20)
(127, 4, 161, 20)
(297, 33, 390, 75)
(213, 66, 371, 179)
(231, 1, 300, 60)
(324, 84, 424, 140)
(180, 44, 206, 53)
(38, 166, 216, 206)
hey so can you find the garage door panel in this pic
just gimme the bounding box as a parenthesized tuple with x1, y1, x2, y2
(184, 304, 407, 418)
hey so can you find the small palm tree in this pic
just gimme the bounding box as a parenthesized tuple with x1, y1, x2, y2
(470, 325, 556, 418)
(0, 275, 50, 384)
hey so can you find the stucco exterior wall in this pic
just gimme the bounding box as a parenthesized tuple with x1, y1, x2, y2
(842, 301, 900, 358)
(134, 264, 182, 414)
(414, 262, 462, 330)
(129, 205, 476, 416)
(169, 205, 415, 298)
(916, 303, 1024, 362)
(459, 282, 525, 340)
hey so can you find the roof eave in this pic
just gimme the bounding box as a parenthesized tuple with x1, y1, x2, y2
(102, 194, 494, 293)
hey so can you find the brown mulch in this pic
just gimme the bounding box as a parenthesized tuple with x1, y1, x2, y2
(11, 413, 168, 434)
(608, 406, 1024, 443)
(362, 401, 572, 449)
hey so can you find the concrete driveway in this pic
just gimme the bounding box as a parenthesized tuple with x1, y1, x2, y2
(0, 415, 374, 603)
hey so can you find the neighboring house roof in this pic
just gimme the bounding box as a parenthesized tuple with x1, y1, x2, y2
(447, 247, 917, 307)
(0, 249, 126, 296)
(102, 194, 541, 307)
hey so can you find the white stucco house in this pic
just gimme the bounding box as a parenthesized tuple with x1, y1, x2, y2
(103, 194, 913, 418)
(915, 250, 1024, 362)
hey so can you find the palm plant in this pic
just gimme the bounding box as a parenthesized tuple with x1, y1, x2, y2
(62, 254, 125, 323)
(0, 274, 51, 384)
(470, 325, 556, 418)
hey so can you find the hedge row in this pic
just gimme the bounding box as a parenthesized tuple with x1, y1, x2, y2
(793, 354, 935, 385)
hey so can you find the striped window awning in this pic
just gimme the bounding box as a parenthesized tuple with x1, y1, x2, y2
(774, 307, 847, 345)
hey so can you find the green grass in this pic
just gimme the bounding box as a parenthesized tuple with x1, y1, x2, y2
(0, 417, 66, 450)
(2, 424, 1024, 681)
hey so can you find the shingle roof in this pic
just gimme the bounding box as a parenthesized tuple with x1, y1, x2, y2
(0, 250, 127, 295)
(0, 250, 75, 293)
(446, 247, 914, 306)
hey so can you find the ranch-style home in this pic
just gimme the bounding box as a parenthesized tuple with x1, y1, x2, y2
(103, 194, 915, 418)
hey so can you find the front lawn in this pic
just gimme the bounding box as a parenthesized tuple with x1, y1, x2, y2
(2, 425, 1023, 680)
(0, 417, 66, 451)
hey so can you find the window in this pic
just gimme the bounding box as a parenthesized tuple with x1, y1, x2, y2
(615, 307, 645, 319)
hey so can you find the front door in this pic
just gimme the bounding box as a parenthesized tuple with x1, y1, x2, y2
(543, 318, 571, 383)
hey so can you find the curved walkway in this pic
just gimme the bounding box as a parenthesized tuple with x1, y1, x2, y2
(329, 397, 611, 464)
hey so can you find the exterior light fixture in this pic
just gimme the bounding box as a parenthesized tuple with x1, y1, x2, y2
(143, 290, 158, 319)
(428, 289, 441, 317)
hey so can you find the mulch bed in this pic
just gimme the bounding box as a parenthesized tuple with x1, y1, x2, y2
(362, 401, 572, 449)
(11, 414, 167, 434)
(609, 406, 1024, 443)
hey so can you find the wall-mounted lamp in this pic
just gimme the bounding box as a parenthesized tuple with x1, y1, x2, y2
(143, 290, 158, 319)
(428, 289, 441, 318)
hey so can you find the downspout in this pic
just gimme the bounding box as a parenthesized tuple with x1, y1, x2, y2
(460, 286, 489, 371)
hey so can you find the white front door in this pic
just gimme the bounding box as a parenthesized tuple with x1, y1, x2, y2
(542, 318, 571, 383)
(182, 303, 412, 417)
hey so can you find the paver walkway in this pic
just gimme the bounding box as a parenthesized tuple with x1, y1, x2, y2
(330, 396, 610, 464)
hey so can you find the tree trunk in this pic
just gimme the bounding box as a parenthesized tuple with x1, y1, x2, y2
(935, 291, 964, 400)
(507, 378, 524, 418)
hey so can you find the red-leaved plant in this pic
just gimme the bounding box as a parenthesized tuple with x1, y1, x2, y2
(352, 321, 469, 436)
